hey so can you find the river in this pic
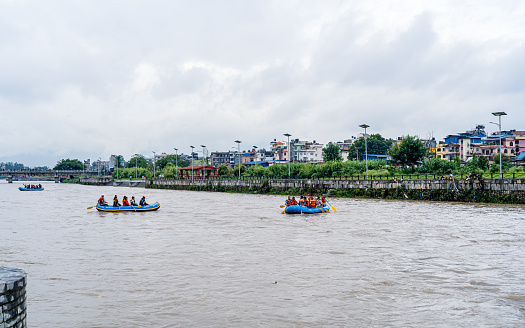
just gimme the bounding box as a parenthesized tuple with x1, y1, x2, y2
(1, 181, 524, 327)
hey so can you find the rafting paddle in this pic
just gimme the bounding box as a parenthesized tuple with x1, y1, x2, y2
(326, 200, 336, 211)
(87, 206, 94, 210)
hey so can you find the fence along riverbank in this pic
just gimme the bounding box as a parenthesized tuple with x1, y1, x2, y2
(139, 175, 525, 204)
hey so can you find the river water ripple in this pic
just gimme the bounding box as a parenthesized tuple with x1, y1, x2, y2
(1, 181, 524, 327)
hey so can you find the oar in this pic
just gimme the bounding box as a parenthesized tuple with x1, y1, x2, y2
(326, 200, 336, 211)
(87, 206, 94, 210)
(280, 205, 285, 208)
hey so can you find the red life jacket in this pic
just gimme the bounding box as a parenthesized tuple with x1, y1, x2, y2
(123, 199, 130, 206)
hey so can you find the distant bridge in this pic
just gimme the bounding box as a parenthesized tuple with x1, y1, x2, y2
(1, 170, 100, 183)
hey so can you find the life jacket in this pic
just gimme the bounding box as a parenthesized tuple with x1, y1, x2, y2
(285, 199, 290, 206)
(309, 198, 316, 208)
(98, 198, 105, 205)
(123, 199, 130, 206)
(299, 198, 304, 206)
(291, 199, 297, 205)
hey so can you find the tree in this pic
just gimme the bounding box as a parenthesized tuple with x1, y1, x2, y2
(112, 155, 125, 169)
(388, 135, 427, 172)
(217, 164, 231, 177)
(53, 158, 84, 170)
(126, 155, 149, 168)
(155, 155, 189, 170)
(347, 134, 393, 160)
(323, 142, 342, 162)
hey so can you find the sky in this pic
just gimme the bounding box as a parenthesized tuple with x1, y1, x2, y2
(1, 0, 525, 167)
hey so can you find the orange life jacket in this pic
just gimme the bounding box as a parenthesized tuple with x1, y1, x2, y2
(309, 199, 316, 208)
(291, 199, 298, 205)
(299, 199, 304, 206)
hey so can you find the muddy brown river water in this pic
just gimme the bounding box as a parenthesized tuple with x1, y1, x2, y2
(1, 181, 524, 327)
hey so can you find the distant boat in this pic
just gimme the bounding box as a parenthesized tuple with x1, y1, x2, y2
(96, 202, 160, 212)
(19, 187, 44, 191)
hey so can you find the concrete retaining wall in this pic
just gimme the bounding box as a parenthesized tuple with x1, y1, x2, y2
(1, 267, 26, 328)
(150, 177, 525, 192)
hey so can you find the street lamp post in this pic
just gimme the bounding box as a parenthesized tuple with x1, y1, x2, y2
(253, 146, 258, 167)
(200, 145, 206, 165)
(98, 157, 101, 177)
(235, 140, 241, 179)
(174, 148, 178, 179)
(190, 146, 195, 182)
(491, 111, 507, 179)
(359, 124, 370, 179)
(152, 151, 156, 178)
(284, 133, 292, 178)
(200, 145, 206, 178)
(134, 154, 139, 179)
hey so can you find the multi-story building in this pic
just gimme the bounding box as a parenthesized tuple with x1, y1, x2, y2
(295, 141, 324, 163)
(210, 151, 234, 167)
(336, 138, 356, 161)
(436, 141, 460, 161)
(480, 132, 517, 159)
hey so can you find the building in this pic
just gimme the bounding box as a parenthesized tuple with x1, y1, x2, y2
(336, 138, 356, 161)
(210, 151, 234, 167)
(295, 141, 323, 163)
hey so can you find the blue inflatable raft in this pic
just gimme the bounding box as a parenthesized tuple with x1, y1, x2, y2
(18, 187, 44, 191)
(284, 205, 331, 214)
(96, 202, 160, 212)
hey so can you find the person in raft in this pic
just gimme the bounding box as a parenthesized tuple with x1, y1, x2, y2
(139, 196, 148, 206)
(290, 197, 298, 205)
(122, 196, 130, 206)
(285, 196, 291, 206)
(98, 195, 108, 206)
(130, 196, 137, 206)
(113, 195, 121, 207)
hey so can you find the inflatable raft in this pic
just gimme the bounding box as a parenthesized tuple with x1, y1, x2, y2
(284, 205, 330, 214)
(18, 187, 44, 191)
(96, 202, 160, 212)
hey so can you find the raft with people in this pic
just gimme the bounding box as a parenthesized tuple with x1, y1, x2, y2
(282, 195, 334, 214)
(93, 195, 160, 212)
(19, 184, 44, 191)
(95, 202, 160, 212)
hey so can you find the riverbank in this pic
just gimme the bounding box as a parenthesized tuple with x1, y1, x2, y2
(144, 177, 525, 205)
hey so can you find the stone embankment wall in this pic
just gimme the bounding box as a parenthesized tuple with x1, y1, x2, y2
(79, 178, 146, 188)
(149, 177, 525, 204)
(1, 267, 27, 328)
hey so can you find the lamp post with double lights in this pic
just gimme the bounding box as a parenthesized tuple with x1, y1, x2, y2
(359, 124, 370, 179)
(491, 111, 507, 179)
(152, 151, 156, 178)
(253, 146, 258, 167)
(235, 140, 241, 179)
(134, 154, 140, 179)
(200, 145, 207, 165)
(190, 146, 195, 182)
(283, 133, 292, 178)
(174, 148, 178, 179)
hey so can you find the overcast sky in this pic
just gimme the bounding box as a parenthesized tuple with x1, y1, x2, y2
(1, 0, 524, 167)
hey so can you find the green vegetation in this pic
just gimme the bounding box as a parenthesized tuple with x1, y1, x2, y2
(388, 135, 427, 172)
(322, 142, 342, 162)
(347, 134, 393, 160)
(53, 158, 84, 170)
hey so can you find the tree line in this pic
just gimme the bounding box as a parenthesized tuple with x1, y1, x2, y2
(52, 134, 521, 178)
